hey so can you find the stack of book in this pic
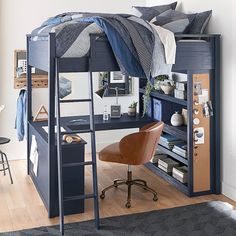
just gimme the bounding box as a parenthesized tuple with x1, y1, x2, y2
(172, 142, 188, 158)
(151, 149, 168, 164)
(172, 166, 188, 183)
(159, 134, 183, 150)
(158, 156, 180, 173)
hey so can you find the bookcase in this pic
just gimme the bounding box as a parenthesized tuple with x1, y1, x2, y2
(139, 71, 220, 197)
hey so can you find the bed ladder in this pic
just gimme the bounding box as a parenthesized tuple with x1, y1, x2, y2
(55, 59, 100, 235)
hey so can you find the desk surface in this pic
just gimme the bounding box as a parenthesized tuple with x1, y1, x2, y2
(29, 113, 154, 143)
(64, 113, 153, 131)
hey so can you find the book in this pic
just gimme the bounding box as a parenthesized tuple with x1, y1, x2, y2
(160, 134, 181, 142)
(159, 138, 183, 150)
(172, 142, 188, 158)
(158, 157, 180, 169)
(172, 166, 188, 183)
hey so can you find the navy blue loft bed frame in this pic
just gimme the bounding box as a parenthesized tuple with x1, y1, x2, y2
(26, 33, 221, 217)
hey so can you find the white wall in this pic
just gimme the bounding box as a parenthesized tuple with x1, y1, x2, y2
(0, 0, 145, 159)
(146, 0, 236, 200)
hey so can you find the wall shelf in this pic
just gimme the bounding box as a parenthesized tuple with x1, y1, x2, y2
(157, 144, 188, 166)
(14, 50, 48, 89)
(139, 88, 187, 106)
(163, 122, 187, 142)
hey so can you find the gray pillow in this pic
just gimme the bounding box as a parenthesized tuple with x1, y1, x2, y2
(152, 10, 196, 34)
(188, 10, 212, 34)
(133, 2, 177, 21)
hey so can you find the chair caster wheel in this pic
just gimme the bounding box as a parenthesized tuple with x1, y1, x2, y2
(125, 202, 131, 208)
(100, 193, 105, 199)
(153, 195, 158, 201)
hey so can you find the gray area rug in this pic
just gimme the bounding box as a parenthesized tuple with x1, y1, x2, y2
(1, 201, 236, 236)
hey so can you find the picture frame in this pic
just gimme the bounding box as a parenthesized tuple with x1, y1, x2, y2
(110, 72, 126, 84)
(98, 72, 133, 97)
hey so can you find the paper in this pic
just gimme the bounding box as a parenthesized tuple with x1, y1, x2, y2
(198, 89, 209, 104)
(194, 127, 205, 145)
(30, 135, 39, 176)
(42, 126, 66, 134)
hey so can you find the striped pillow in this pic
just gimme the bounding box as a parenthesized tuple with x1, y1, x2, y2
(151, 10, 196, 34)
(133, 2, 177, 22)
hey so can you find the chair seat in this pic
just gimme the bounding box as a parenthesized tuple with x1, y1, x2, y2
(99, 142, 127, 164)
(0, 137, 10, 145)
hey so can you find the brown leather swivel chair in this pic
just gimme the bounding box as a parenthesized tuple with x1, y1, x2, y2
(99, 121, 164, 208)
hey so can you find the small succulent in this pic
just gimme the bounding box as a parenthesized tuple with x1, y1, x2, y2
(129, 101, 138, 108)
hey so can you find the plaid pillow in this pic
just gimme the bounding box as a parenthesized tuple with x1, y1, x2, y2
(133, 2, 177, 21)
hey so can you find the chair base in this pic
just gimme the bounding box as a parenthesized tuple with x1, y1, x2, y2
(100, 169, 158, 208)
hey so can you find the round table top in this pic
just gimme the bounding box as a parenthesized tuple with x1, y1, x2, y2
(0, 137, 10, 145)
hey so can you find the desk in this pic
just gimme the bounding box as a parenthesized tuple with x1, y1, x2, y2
(28, 113, 153, 217)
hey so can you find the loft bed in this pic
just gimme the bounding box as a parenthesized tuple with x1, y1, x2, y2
(26, 30, 221, 218)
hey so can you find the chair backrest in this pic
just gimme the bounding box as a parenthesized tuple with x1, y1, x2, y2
(119, 122, 164, 165)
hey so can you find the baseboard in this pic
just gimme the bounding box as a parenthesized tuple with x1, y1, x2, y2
(222, 182, 236, 201)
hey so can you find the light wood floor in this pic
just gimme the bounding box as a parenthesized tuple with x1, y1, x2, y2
(0, 158, 235, 233)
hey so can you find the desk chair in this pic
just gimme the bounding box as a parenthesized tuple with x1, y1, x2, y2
(0, 138, 13, 184)
(99, 121, 164, 208)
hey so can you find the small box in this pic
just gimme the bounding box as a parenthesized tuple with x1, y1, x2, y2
(174, 89, 187, 100)
(172, 166, 188, 183)
(176, 82, 187, 91)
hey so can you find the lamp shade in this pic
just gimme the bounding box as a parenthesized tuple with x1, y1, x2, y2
(95, 85, 108, 99)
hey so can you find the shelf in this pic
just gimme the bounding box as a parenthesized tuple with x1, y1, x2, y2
(14, 49, 48, 89)
(14, 76, 48, 89)
(163, 122, 187, 142)
(139, 88, 187, 106)
(145, 162, 189, 195)
(157, 144, 188, 166)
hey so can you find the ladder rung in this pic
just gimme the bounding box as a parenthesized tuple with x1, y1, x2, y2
(60, 99, 92, 103)
(64, 194, 95, 202)
(61, 129, 93, 135)
(62, 161, 93, 168)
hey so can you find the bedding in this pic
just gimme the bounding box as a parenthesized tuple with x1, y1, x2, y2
(31, 13, 176, 79)
(188, 10, 212, 34)
(151, 9, 196, 34)
(132, 2, 177, 21)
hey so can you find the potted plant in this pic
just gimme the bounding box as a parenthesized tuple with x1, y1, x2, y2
(160, 80, 175, 95)
(154, 75, 169, 91)
(128, 101, 138, 117)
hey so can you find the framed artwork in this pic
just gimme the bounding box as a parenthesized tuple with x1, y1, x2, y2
(98, 72, 133, 97)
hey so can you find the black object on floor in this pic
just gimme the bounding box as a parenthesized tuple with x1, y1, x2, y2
(1, 201, 236, 236)
(0, 137, 13, 184)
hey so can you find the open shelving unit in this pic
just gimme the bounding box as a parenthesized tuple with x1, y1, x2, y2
(139, 36, 221, 197)
(140, 87, 190, 194)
